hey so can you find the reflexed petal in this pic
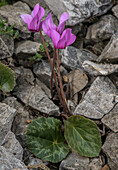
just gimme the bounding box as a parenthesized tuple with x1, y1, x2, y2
(67, 33, 76, 46)
(29, 16, 40, 32)
(38, 6, 45, 21)
(57, 28, 76, 49)
(20, 14, 32, 24)
(31, 3, 40, 17)
(42, 13, 56, 37)
(50, 30, 60, 48)
(57, 29, 67, 49)
(57, 12, 69, 34)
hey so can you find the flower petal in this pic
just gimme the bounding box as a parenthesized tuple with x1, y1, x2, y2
(57, 12, 69, 34)
(31, 3, 40, 17)
(57, 28, 76, 49)
(42, 13, 57, 37)
(50, 30, 60, 48)
(38, 6, 45, 21)
(20, 14, 32, 24)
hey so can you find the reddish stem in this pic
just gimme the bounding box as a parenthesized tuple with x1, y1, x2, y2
(39, 30, 65, 110)
(50, 49, 56, 98)
(56, 49, 71, 115)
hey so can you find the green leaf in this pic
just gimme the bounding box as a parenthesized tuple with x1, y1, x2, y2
(0, 63, 15, 92)
(64, 115, 101, 157)
(26, 117, 69, 163)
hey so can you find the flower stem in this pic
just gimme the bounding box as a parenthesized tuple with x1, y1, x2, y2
(56, 49, 71, 115)
(39, 30, 65, 110)
(50, 49, 56, 99)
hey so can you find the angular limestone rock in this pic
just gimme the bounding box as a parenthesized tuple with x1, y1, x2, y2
(86, 15, 118, 42)
(61, 46, 97, 70)
(102, 104, 118, 132)
(13, 80, 60, 116)
(74, 77, 118, 119)
(98, 32, 118, 62)
(2, 131, 23, 160)
(44, 0, 113, 26)
(0, 146, 27, 169)
(0, 103, 16, 145)
(102, 133, 118, 170)
(83, 60, 118, 76)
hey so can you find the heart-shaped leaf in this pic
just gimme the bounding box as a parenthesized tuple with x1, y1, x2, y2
(64, 115, 101, 157)
(0, 63, 15, 92)
(26, 117, 69, 163)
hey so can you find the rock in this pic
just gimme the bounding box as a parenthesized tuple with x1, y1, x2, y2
(13, 80, 60, 116)
(82, 60, 118, 76)
(0, 3, 31, 39)
(61, 46, 98, 71)
(67, 100, 76, 113)
(0, 103, 16, 145)
(74, 76, 118, 119)
(101, 104, 118, 132)
(22, 0, 47, 8)
(33, 60, 51, 88)
(36, 79, 51, 99)
(15, 40, 41, 59)
(28, 157, 48, 170)
(2, 131, 23, 160)
(112, 4, 118, 18)
(86, 15, 118, 42)
(0, 35, 14, 59)
(102, 133, 118, 170)
(13, 1, 31, 13)
(0, 146, 27, 169)
(14, 66, 34, 85)
(3, 97, 29, 136)
(44, 0, 113, 26)
(89, 158, 103, 170)
(59, 152, 90, 170)
(98, 32, 118, 62)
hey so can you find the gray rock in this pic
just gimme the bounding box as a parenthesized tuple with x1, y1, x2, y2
(0, 35, 14, 59)
(44, 0, 113, 26)
(22, 0, 47, 8)
(33, 60, 51, 88)
(98, 32, 118, 62)
(59, 152, 90, 170)
(0, 3, 31, 39)
(36, 78, 51, 99)
(13, 80, 60, 116)
(2, 131, 23, 160)
(13, 1, 31, 13)
(83, 60, 118, 76)
(102, 133, 118, 170)
(0, 103, 16, 145)
(15, 40, 41, 59)
(74, 76, 118, 119)
(86, 15, 118, 42)
(28, 157, 48, 170)
(112, 4, 118, 18)
(3, 97, 29, 136)
(0, 146, 27, 170)
(101, 104, 118, 132)
(89, 158, 102, 170)
(61, 46, 98, 71)
(14, 66, 34, 85)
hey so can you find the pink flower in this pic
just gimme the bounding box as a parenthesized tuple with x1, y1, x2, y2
(51, 28, 76, 49)
(42, 12, 76, 49)
(42, 12, 69, 37)
(20, 3, 45, 32)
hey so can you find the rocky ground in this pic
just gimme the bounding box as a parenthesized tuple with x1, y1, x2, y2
(0, 0, 118, 169)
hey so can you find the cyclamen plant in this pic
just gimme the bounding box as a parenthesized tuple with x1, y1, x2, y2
(20, 3, 101, 163)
